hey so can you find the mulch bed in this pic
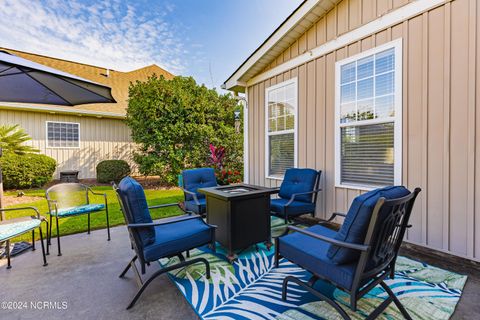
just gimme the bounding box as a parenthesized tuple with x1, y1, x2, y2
(43, 176, 178, 190)
(2, 195, 45, 207)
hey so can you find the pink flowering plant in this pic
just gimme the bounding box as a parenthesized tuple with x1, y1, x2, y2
(208, 143, 242, 185)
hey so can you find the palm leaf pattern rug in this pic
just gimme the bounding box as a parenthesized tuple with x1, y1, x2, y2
(159, 218, 467, 320)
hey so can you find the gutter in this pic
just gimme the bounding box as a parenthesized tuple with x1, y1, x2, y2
(0, 103, 125, 119)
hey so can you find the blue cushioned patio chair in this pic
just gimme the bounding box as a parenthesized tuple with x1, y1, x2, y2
(114, 176, 216, 309)
(46, 183, 110, 256)
(0, 207, 48, 269)
(271, 168, 322, 224)
(276, 186, 421, 320)
(181, 168, 218, 215)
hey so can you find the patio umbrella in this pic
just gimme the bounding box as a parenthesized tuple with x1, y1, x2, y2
(0, 50, 116, 220)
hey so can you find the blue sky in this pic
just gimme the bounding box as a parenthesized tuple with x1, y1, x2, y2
(0, 0, 302, 89)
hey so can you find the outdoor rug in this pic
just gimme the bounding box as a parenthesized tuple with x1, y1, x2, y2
(159, 218, 467, 320)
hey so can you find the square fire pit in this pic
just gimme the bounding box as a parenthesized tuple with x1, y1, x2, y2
(198, 183, 278, 262)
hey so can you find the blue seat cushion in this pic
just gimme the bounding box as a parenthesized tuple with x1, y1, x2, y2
(327, 186, 411, 264)
(143, 217, 213, 261)
(185, 198, 206, 214)
(118, 177, 155, 246)
(279, 225, 359, 290)
(0, 219, 41, 242)
(53, 204, 105, 217)
(270, 198, 315, 217)
(279, 168, 318, 202)
(182, 168, 217, 201)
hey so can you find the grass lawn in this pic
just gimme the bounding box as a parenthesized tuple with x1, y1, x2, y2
(3, 186, 184, 243)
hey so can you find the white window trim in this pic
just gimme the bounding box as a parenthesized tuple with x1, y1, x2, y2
(265, 77, 298, 180)
(46, 121, 81, 149)
(334, 38, 403, 190)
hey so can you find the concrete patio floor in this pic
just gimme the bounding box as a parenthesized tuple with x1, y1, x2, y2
(1, 224, 479, 320)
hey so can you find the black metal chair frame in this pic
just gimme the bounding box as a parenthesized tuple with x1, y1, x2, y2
(272, 170, 323, 224)
(0, 206, 48, 269)
(275, 188, 421, 320)
(45, 183, 110, 256)
(181, 187, 205, 215)
(113, 183, 216, 309)
(180, 182, 218, 216)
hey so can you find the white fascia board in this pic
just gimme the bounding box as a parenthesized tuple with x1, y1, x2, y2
(0, 103, 125, 119)
(224, 0, 323, 91)
(246, 0, 445, 87)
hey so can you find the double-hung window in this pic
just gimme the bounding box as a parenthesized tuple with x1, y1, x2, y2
(46, 121, 80, 148)
(265, 78, 297, 179)
(335, 40, 402, 188)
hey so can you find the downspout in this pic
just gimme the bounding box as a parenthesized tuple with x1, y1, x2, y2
(233, 91, 249, 184)
(243, 88, 249, 184)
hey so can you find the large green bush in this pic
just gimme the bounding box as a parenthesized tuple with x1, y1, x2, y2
(96, 160, 131, 183)
(126, 75, 243, 185)
(0, 152, 56, 189)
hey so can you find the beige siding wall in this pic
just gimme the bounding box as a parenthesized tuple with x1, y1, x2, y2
(0, 110, 136, 179)
(262, 0, 414, 73)
(247, 0, 480, 261)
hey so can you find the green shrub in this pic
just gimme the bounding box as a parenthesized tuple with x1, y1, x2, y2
(0, 152, 56, 189)
(126, 75, 243, 185)
(96, 160, 131, 183)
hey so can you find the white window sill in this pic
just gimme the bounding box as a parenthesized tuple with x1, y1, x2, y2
(335, 183, 378, 191)
(266, 176, 284, 181)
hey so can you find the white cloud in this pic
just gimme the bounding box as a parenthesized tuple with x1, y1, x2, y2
(0, 0, 188, 74)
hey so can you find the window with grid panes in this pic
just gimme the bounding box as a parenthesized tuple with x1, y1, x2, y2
(336, 41, 402, 188)
(265, 79, 297, 178)
(46, 121, 80, 148)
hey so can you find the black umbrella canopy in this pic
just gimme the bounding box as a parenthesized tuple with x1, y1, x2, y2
(0, 50, 116, 106)
(0, 50, 116, 217)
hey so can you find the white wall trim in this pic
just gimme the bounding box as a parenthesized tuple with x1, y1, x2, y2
(334, 39, 403, 189)
(243, 88, 250, 184)
(0, 103, 125, 119)
(224, 0, 324, 90)
(246, 0, 444, 88)
(264, 77, 298, 180)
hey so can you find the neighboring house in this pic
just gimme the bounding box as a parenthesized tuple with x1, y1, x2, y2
(224, 0, 480, 262)
(0, 48, 174, 179)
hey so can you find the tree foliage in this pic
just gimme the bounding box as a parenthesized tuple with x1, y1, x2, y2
(0, 124, 39, 154)
(126, 76, 243, 185)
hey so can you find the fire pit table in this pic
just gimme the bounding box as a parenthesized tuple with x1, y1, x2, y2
(198, 184, 278, 262)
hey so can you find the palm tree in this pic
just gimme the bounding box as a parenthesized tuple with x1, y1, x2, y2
(0, 124, 39, 154)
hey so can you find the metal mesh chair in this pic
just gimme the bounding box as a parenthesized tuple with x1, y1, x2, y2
(0, 207, 48, 269)
(276, 187, 421, 320)
(45, 183, 110, 256)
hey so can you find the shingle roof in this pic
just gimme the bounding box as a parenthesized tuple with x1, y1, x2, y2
(0, 48, 174, 115)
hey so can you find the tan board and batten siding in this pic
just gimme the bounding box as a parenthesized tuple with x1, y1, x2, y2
(246, 0, 480, 262)
(0, 110, 135, 179)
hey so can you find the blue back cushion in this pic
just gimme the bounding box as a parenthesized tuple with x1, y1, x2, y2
(118, 177, 155, 246)
(327, 186, 411, 264)
(182, 168, 217, 200)
(279, 168, 318, 202)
